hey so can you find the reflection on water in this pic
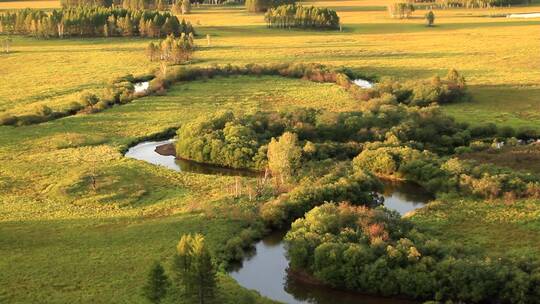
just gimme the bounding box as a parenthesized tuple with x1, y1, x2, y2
(381, 180, 433, 216)
(353, 79, 374, 89)
(230, 230, 418, 304)
(134, 81, 149, 93)
(124, 139, 260, 177)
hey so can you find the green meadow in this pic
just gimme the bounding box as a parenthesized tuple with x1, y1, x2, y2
(1, 0, 540, 303)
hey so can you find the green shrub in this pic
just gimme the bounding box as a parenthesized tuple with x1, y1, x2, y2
(0, 113, 17, 126)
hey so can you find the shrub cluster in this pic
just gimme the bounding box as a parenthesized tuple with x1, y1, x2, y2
(285, 202, 540, 303)
(363, 69, 467, 107)
(0, 63, 469, 132)
(0, 74, 151, 126)
(245, 0, 295, 13)
(260, 167, 383, 228)
(0, 7, 194, 38)
(353, 145, 540, 199)
(175, 111, 274, 170)
(264, 5, 340, 30)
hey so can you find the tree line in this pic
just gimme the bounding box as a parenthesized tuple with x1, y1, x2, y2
(0, 6, 194, 38)
(264, 4, 340, 30)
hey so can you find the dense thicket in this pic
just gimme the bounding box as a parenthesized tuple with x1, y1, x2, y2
(260, 167, 383, 228)
(285, 203, 540, 303)
(245, 0, 295, 13)
(352, 145, 540, 200)
(0, 7, 194, 38)
(264, 5, 340, 30)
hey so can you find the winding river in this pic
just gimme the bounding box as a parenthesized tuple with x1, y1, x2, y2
(126, 139, 431, 304)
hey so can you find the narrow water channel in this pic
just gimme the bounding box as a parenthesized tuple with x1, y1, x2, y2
(125, 139, 430, 304)
(125, 139, 259, 177)
(229, 181, 430, 304)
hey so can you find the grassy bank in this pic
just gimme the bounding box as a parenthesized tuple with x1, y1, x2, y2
(0, 76, 357, 303)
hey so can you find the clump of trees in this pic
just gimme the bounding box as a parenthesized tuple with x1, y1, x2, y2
(147, 33, 195, 63)
(260, 167, 383, 228)
(387, 2, 415, 19)
(0, 7, 195, 38)
(264, 4, 340, 30)
(142, 234, 217, 304)
(352, 145, 540, 200)
(365, 69, 467, 107)
(285, 202, 540, 303)
(245, 0, 295, 13)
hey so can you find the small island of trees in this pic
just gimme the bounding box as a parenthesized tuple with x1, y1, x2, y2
(264, 4, 340, 30)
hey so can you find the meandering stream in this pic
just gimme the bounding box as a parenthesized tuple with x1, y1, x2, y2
(125, 139, 430, 304)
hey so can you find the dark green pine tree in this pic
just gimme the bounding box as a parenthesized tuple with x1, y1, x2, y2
(142, 262, 170, 304)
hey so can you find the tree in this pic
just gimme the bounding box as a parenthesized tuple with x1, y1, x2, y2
(80, 92, 100, 110)
(173, 234, 216, 304)
(425, 10, 435, 26)
(190, 234, 216, 304)
(2, 37, 12, 53)
(156, 0, 166, 10)
(146, 42, 158, 61)
(387, 2, 414, 19)
(142, 262, 170, 304)
(172, 0, 183, 14)
(267, 132, 302, 183)
(181, 0, 192, 14)
(245, 0, 266, 12)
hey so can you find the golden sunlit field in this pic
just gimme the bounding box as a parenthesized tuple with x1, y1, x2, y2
(1, 0, 540, 303)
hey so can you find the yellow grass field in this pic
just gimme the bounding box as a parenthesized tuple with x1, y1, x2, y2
(1, 0, 539, 127)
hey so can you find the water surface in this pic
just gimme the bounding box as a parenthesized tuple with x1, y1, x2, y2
(125, 139, 260, 177)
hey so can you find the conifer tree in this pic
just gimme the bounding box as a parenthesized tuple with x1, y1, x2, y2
(172, 234, 216, 304)
(142, 262, 170, 304)
(181, 0, 191, 14)
(156, 0, 165, 10)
